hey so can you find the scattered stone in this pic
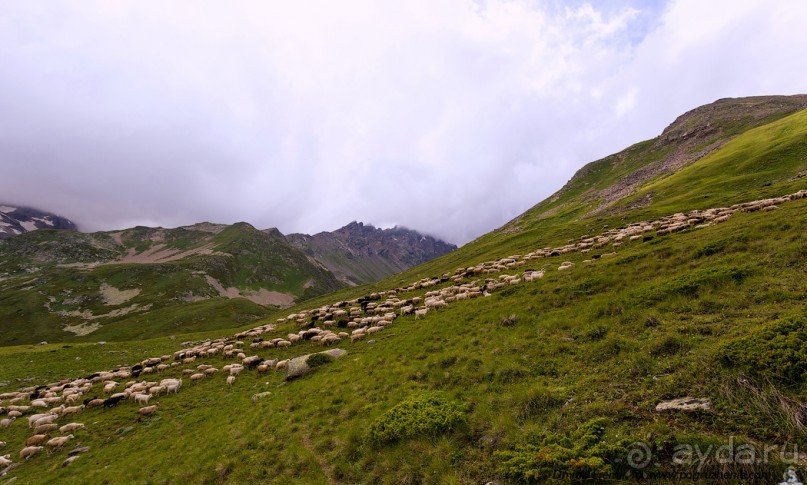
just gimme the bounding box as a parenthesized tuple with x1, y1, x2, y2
(62, 455, 80, 467)
(655, 397, 711, 412)
(367, 340, 376, 344)
(251, 391, 271, 404)
(68, 446, 90, 456)
(285, 349, 347, 380)
(1, 463, 20, 477)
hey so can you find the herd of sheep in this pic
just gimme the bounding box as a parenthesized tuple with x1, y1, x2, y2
(1, 189, 804, 476)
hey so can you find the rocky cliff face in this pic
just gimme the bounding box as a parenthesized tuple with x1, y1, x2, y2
(286, 222, 457, 286)
(0, 204, 77, 238)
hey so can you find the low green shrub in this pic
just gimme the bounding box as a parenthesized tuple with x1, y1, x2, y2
(719, 315, 807, 385)
(495, 418, 627, 481)
(367, 391, 466, 444)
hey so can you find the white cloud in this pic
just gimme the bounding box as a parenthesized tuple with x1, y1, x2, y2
(0, 0, 805, 244)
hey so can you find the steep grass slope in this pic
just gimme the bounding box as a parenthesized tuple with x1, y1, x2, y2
(1, 96, 806, 483)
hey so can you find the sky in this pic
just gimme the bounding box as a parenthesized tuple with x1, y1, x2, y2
(0, 0, 805, 245)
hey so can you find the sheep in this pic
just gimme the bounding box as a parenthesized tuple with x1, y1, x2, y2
(19, 446, 43, 460)
(59, 423, 85, 434)
(134, 394, 151, 405)
(86, 399, 105, 408)
(0, 441, 5, 447)
(190, 373, 205, 382)
(61, 405, 84, 416)
(46, 435, 74, 449)
(204, 368, 218, 376)
(226, 375, 236, 386)
(33, 414, 58, 428)
(30, 399, 48, 408)
(414, 308, 428, 319)
(26, 435, 49, 446)
(103, 382, 118, 394)
(163, 379, 182, 394)
(29, 413, 50, 428)
(256, 364, 269, 375)
(6, 410, 22, 418)
(34, 423, 58, 435)
(229, 364, 244, 376)
(275, 360, 288, 371)
(138, 404, 160, 417)
(65, 393, 82, 405)
(0, 454, 11, 467)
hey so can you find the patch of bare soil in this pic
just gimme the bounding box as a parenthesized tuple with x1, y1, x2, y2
(205, 276, 294, 308)
(99, 283, 141, 305)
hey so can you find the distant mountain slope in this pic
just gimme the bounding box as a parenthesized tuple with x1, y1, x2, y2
(285, 222, 457, 286)
(0, 203, 77, 238)
(0, 221, 344, 345)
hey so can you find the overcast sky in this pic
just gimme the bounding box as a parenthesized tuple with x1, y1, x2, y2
(1, 0, 805, 245)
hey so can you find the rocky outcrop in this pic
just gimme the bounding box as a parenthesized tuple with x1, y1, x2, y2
(286, 222, 456, 286)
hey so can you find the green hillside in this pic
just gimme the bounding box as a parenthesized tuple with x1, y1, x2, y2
(1, 96, 806, 483)
(0, 223, 344, 346)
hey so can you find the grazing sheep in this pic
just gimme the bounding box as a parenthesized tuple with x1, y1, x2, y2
(414, 308, 428, 319)
(138, 404, 160, 417)
(26, 435, 49, 446)
(29, 414, 50, 428)
(229, 365, 244, 376)
(34, 423, 58, 434)
(61, 405, 84, 416)
(226, 376, 236, 386)
(59, 423, 85, 434)
(46, 435, 74, 449)
(0, 454, 11, 467)
(256, 364, 269, 375)
(134, 394, 151, 405)
(19, 446, 43, 460)
(7, 410, 22, 418)
(190, 373, 205, 382)
(86, 399, 105, 408)
(275, 360, 288, 371)
(33, 414, 58, 428)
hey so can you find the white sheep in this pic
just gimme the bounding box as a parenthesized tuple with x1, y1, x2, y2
(61, 405, 84, 416)
(59, 423, 86, 433)
(134, 394, 151, 405)
(138, 404, 160, 417)
(226, 375, 236, 386)
(46, 435, 74, 449)
(19, 446, 43, 459)
(0, 454, 11, 467)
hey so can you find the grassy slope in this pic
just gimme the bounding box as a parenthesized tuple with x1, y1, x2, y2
(1, 104, 806, 482)
(1, 199, 805, 483)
